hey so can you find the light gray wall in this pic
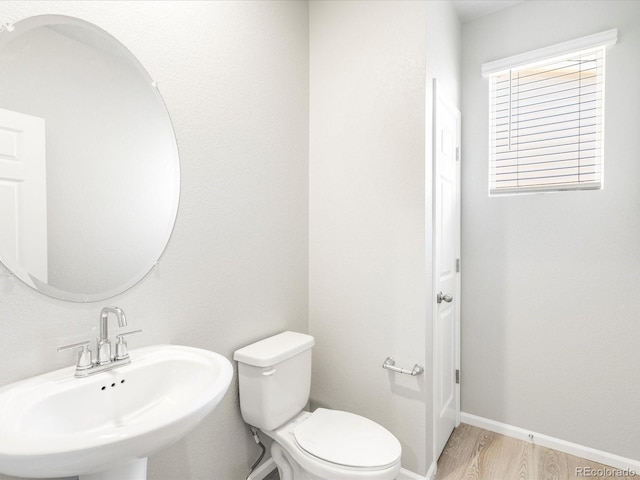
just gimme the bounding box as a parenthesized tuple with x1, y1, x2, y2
(309, 0, 427, 473)
(309, 0, 460, 474)
(461, 0, 640, 460)
(0, 2, 309, 480)
(426, 1, 462, 108)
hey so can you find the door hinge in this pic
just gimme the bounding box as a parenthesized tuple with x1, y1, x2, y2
(456, 147, 460, 162)
(456, 258, 460, 273)
(455, 369, 460, 384)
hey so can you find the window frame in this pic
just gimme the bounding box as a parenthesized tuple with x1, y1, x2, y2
(482, 29, 617, 196)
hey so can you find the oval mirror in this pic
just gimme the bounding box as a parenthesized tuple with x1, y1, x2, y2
(0, 15, 180, 302)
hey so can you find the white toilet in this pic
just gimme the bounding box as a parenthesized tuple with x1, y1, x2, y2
(234, 331, 402, 480)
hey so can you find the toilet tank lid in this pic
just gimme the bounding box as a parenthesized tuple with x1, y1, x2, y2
(233, 331, 315, 367)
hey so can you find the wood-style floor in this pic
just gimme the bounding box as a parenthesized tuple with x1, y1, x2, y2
(437, 423, 629, 480)
(262, 423, 629, 480)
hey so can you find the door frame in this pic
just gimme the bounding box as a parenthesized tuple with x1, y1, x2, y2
(431, 77, 461, 465)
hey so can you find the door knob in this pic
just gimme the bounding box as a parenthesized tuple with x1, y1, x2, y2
(437, 291, 453, 304)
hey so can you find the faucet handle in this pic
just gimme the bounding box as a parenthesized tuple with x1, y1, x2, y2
(58, 341, 93, 371)
(115, 330, 142, 360)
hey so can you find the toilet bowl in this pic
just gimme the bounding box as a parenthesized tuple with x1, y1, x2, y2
(265, 409, 401, 480)
(233, 332, 402, 480)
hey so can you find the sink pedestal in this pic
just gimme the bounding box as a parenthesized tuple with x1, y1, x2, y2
(80, 459, 147, 480)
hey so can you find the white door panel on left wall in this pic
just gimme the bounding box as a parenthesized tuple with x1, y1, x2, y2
(0, 107, 47, 284)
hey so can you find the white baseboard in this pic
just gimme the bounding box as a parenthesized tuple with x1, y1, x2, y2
(461, 412, 640, 473)
(246, 458, 276, 480)
(425, 461, 437, 480)
(396, 467, 425, 480)
(396, 462, 436, 480)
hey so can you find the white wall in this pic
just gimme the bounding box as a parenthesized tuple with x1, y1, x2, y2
(426, 1, 461, 108)
(309, 0, 460, 474)
(309, 0, 427, 473)
(0, 2, 309, 480)
(0, 1, 467, 477)
(461, 0, 640, 460)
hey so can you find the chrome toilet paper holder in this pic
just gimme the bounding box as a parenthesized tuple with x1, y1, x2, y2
(382, 357, 424, 376)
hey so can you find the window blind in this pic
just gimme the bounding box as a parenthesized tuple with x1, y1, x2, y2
(488, 47, 606, 194)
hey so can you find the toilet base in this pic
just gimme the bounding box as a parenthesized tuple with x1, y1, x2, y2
(272, 442, 308, 480)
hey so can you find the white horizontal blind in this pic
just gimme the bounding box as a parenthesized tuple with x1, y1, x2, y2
(489, 47, 605, 194)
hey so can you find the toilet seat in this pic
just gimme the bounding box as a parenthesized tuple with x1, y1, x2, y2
(293, 408, 401, 469)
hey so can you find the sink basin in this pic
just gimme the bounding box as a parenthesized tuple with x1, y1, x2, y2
(0, 344, 233, 479)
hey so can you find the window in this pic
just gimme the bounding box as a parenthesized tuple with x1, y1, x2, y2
(482, 30, 617, 195)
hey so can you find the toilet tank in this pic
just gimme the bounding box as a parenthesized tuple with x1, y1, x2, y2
(234, 331, 315, 431)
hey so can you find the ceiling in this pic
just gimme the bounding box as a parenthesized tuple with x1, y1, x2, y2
(451, 0, 525, 23)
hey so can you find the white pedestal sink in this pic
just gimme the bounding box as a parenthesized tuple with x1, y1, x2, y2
(0, 345, 233, 479)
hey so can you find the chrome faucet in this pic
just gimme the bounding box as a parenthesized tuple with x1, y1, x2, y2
(97, 306, 127, 365)
(57, 306, 141, 378)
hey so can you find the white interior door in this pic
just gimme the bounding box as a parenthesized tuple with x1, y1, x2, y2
(433, 79, 461, 461)
(0, 107, 47, 283)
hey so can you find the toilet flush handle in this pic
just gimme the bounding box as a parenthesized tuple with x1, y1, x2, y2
(262, 368, 276, 376)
